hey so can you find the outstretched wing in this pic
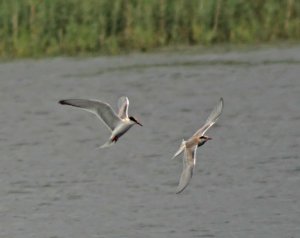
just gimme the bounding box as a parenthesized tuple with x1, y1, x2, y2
(117, 96, 129, 119)
(176, 147, 197, 194)
(59, 99, 121, 131)
(193, 97, 224, 137)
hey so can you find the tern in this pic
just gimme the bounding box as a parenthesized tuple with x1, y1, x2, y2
(59, 96, 142, 148)
(172, 98, 224, 193)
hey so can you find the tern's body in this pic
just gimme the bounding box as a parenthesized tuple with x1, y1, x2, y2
(172, 98, 224, 193)
(59, 96, 142, 148)
(110, 118, 135, 142)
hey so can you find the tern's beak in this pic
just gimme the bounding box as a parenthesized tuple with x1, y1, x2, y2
(206, 136, 212, 140)
(133, 118, 143, 126)
(136, 121, 143, 126)
(129, 116, 143, 126)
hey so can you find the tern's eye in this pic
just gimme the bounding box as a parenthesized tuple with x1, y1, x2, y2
(200, 136, 205, 139)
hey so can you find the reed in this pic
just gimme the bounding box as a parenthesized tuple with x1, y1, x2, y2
(0, 0, 299, 57)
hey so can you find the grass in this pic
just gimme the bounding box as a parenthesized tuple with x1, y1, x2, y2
(0, 0, 299, 57)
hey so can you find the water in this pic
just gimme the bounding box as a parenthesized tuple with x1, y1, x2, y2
(0, 46, 299, 238)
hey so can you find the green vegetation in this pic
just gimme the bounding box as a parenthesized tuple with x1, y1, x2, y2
(0, 0, 299, 57)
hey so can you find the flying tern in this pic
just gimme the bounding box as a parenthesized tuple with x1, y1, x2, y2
(59, 96, 142, 148)
(172, 98, 224, 193)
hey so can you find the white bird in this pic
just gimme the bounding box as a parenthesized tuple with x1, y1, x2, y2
(59, 96, 142, 148)
(172, 98, 224, 193)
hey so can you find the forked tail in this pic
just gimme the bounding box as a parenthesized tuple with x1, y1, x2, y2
(98, 135, 119, 149)
(171, 139, 186, 159)
(99, 140, 116, 148)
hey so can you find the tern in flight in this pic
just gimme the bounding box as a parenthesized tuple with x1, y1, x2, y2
(172, 98, 224, 193)
(59, 96, 142, 148)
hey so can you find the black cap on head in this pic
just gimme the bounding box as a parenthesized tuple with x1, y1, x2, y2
(199, 135, 212, 140)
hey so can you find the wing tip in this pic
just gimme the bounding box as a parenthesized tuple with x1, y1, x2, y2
(176, 181, 190, 194)
(119, 96, 129, 102)
(220, 97, 224, 106)
(58, 100, 67, 105)
(216, 97, 224, 114)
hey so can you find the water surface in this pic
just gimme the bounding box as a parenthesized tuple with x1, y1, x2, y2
(0, 46, 299, 238)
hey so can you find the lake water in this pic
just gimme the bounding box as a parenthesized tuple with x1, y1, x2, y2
(0, 46, 299, 238)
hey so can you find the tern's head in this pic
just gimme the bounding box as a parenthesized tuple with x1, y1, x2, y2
(198, 135, 212, 147)
(129, 116, 143, 126)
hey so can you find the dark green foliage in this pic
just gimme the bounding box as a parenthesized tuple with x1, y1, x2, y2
(0, 0, 299, 57)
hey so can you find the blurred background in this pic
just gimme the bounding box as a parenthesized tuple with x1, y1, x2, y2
(0, 0, 299, 57)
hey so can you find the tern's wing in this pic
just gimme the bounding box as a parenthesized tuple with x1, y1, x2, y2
(193, 97, 224, 137)
(59, 99, 121, 131)
(176, 146, 197, 194)
(117, 96, 129, 119)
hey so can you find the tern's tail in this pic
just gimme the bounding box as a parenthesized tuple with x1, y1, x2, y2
(171, 139, 186, 159)
(99, 140, 115, 149)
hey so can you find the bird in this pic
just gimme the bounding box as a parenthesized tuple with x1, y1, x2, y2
(58, 96, 142, 148)
(172, 98, 224, 193)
